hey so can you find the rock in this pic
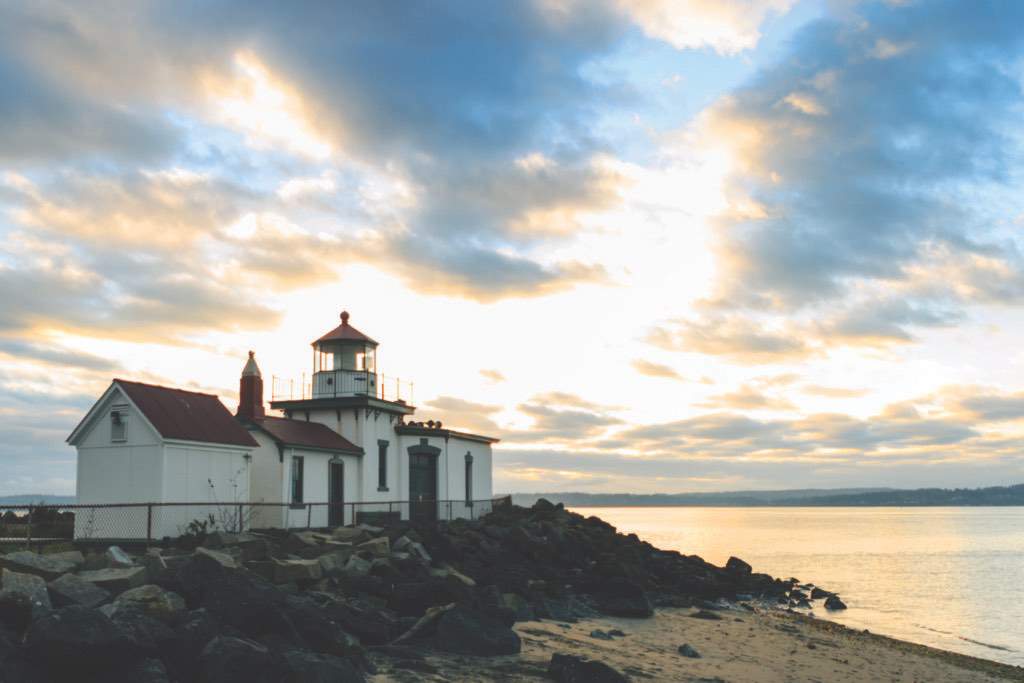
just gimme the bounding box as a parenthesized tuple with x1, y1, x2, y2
(317, 550, 353, 577)
(105, 545, 136, 568)
(390, 578, 473, 618)
(392, 535, 413, 552)
(429, 565, 476, 587)
(0, 591, 33, 634)
(548, 653, 629, 683)
(25, 605, 142, 678)
(108, 584, 186, 622)
(77, 566, 148, 595)
(0, 568, 51, 618)
(689, 609, 723, 620)
(608, 629, 626, 637)
(434, 604, 521, 655)
(47, 572, 111, 609)
(124, 658, 171, 683)
(593, 577, 653, 618)
(501, 592, 535, 621)
(140, 549, 170, 579)
(589, 629, 613, 640)
(170, 609, 222, 682)
(204, 532, 270, 562)
(331, 527, 368, 544)
(342, 555, 372, 578)
(392, 603, 454, 645)
(825, 595, 848, 610)
(811, 587, 834, 600)
(356, 523, 384, 534)
(678, 643, 701, 658)
(109, 608, 179, 663)
(278, 650, 363, 683)
(356, 536, 390, 558)
(325, 598, 402, 646)
(283, 531, 320, 555)
(273, 558, 322, 583)
(725, 556, 753, 577)
(0, 551, 79, 581)
(194, 546, 238, 569)
(198, 636, 273, 683)
(790, 589, 808, 601)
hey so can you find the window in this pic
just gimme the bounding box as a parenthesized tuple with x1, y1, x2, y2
(464, 452, 473, 506)
(377, 440, 389, 491)
(110, 405, 128, 442)
(290, 456, 304, 505)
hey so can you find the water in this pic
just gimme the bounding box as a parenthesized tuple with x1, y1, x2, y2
(576, 506, 1024, 666)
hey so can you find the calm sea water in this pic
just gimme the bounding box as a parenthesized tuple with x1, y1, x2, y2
(575, 506, 1024, 667)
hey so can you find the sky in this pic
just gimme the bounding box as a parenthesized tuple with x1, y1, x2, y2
(2, 0, 1024, 496)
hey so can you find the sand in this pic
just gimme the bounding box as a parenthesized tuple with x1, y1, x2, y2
(370, 606, 1024, 682)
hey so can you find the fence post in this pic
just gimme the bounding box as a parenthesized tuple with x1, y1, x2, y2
(25, 507, 33, 551)
(146, 504, 153, 545)
(448, 500, 452, 522)
(237, 504, 244, 533)
(306, 504, 312, 529)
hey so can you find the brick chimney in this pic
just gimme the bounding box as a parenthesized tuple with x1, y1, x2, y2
(237, 350, 265, 419)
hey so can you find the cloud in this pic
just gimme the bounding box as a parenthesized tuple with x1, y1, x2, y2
(801, 385, 869, 399)
(631, 359, 683, 380)
(616, 0, 796, 55)
(699, 385, 795, 411)
(648, 315, 811, 363)
(694, 0, 1024, 339)
(422, 396, 504, 435)
(479, 369, 507, 384)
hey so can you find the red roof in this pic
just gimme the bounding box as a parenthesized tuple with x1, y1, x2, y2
(248, 416, 363, 454)
(114, 380, 259, 447)
(314, 310, 378, 346)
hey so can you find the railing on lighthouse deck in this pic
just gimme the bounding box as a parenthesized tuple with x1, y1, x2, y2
(271, 372, 414, 404)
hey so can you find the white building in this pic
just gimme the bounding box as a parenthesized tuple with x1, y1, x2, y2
(68, 311, 498, 538)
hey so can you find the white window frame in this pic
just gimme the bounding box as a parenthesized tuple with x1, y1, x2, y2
(110, 405, 129, 443)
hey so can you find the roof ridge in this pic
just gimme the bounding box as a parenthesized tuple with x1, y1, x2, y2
(113, 378, 221, 398)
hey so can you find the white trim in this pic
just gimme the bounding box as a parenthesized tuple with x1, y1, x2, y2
(67, 382, 162, 446)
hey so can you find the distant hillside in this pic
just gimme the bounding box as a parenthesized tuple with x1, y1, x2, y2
(511, 485, 1024, 507)
(0, 494, 76, 506)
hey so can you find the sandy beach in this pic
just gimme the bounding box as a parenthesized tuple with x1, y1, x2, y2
(371, 606, 1024, 682)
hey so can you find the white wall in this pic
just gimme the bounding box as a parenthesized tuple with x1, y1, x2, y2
(248, 430, 285, 529)
(74, 387, 163, 539)
(280, 447, 361, 528)
(155, 442, 252, 538)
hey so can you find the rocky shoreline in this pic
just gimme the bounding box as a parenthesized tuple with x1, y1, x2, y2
(0, 500, 862, 682)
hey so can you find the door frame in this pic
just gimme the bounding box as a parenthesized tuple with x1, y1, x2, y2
(407, 440, 441, 523)
(328, 459, 345, 527)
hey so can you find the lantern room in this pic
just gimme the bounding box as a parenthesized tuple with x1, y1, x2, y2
(311, 311, 379, 398)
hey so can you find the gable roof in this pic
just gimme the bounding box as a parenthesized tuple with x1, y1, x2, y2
(246, 416, 363, 454)
(314, 311, 377, 346)
(68, 379, 258, 447)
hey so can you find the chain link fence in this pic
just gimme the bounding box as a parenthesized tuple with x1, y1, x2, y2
(0, 495, 512, 548)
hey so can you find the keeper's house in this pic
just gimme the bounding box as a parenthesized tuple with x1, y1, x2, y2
(67, 311, 498, 538)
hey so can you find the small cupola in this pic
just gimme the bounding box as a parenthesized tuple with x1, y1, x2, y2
(311, 310, 378, 398)
(237, 350, 265, 419)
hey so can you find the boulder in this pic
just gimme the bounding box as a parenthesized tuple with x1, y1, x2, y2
(678, 643, 701, 658)
(325, 598, 402, 645)
(317, 550, 353, 577)
(356, 536, 390, 558)
(689, 609, 723, 620)
(278, 650, 363, 683)
(810, 587, 834, 600)
(0, 551, 79, 581)
(109, 608, 179, 663)
(170, 609, 222, 682)
(77, 566, 148, 595)
(589, 629, 613, 640)
(203, 533, 269, 562)
(107, 584, 186, 622)
(0, 568, 51, 617)
(194, 546, 238, 569)
(331, 527, 368, 544)
(273, 558, 322, 584)
(824, 595, 848, 610)
(48, 572, 111, 609)
(593, 577, 653, 618)
(725, 556, 753, 577)
(0, 591, 33, 634)
(105, 545, 136, 568)
(123, 658, 171, 683)
(433, 604, 521, 655)
(548, 653, 629, 683)
(429, 565, 476, 587)
(282, 531, 320, 555)
(199, 636, 273, 683)
(25, 605, 142, 678)
(502, 592, 535, 622)
(390, 578, 473, 617)
(342, 555, 372, 578)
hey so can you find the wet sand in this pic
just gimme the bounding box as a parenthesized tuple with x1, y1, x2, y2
(371, 606, 1024, 682)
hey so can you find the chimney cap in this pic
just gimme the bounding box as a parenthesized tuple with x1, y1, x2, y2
(242, 351, 262, 378)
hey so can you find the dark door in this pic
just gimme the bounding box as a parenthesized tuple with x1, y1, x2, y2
(409, 453, 438, 523)
(328, 461, 345, 527)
